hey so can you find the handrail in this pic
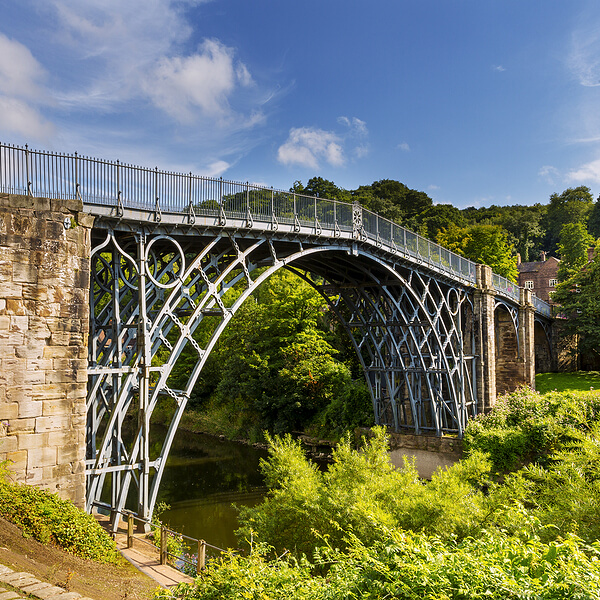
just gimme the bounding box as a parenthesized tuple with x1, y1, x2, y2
(121, 510, 229, 574)
(0, 142, 552, 315)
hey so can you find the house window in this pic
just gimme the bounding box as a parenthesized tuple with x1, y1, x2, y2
(524, 281, 534, 289)
(549, 279, 557, 287)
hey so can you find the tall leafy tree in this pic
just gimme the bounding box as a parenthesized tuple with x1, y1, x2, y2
(553, 241, 600, 363)
(556, 222, 594, 282)
(437, 224, 518, 281)
(589, 196, 600, 238)
(542, 186, 594, 253)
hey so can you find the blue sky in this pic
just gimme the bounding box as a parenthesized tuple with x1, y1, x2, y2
(2, 1, 600, 208)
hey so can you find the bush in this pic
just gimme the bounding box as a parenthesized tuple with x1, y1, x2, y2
(0, 467, 120, 563)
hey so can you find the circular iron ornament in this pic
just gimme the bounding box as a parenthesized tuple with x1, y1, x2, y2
(446, 288, 461, 315)
(145, 235, 186, 289)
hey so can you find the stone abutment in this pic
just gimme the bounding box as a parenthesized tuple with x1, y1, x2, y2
(0, 195, 92, 507)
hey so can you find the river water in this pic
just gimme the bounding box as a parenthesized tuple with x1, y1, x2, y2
(156, 428, 269, 551)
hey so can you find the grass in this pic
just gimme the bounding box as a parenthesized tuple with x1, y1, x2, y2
(536, 371, 600, 394)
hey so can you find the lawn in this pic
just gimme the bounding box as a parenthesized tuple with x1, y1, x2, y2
(536, 371, 600, 393)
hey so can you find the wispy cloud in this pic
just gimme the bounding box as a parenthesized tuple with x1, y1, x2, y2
(277, 117, 369, 169)
(397, 142, 410, 152)
(492, 65, 506, 72)
(144, 39, 254, 123)
(0, 0, 269, 171)
(0, 33, 55, 140)
(566, 158, 600, 184)
(277, 127, 344, 169)
(538, 165, 560, 185)
(568, 13, 600, 87)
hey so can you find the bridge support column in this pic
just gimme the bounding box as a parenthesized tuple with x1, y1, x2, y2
(473, 265, 496, 412)
(0, 194, 92, 507)
(519, 289, 536, 389)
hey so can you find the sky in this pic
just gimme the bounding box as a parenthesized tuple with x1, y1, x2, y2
(2, 0, 600, 209)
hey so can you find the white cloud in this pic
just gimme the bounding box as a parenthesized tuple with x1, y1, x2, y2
(204, 159, 231, 177)
(568, 13, 600, 87)
(41, 1, 258, 126)
(338, 116, 368, 136)
(566, 158, 600, 184)
(0, 96, 55, 140)
(538, 165, 560, 184)
(277, 127, 345, 169)
(0, 34, 54, 141)
(428, 184, 440, 191)
(493, 65, 506, 72)
(145, 39, 253, 123)
(0, 34, 47, 98)
(397, 142, 410, 152)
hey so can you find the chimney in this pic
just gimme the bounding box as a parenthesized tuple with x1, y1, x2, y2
(516, 253, 521, 266)
(588, 247, 596, 262)
(540, 250, 546, 262)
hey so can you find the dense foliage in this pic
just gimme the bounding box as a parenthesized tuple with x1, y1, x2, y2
(164, 269, 373, 441)
(0, 466, 121, 563)
(156, 388, 600, 599)
(157, 176, 600, 440)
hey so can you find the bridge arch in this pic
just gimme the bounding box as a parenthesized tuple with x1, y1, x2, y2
(86, 228, 476, 523)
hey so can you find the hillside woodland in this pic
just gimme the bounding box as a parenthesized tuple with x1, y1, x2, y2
(158, 180, 600, 441)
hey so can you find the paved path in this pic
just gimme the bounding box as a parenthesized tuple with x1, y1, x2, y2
(0, 565, 94, 600)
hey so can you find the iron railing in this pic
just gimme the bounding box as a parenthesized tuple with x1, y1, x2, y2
(0, 142, 552, 314)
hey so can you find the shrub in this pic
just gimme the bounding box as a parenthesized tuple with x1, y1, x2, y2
(0, 468, 120, 563)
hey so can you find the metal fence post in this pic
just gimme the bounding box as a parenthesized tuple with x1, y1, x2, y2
(127, 514, 134, 549)
(160, 525, 167, 565)
(198, 539, 206, 571)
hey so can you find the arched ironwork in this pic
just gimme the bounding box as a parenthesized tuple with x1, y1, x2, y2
(86, 228, 477, 526)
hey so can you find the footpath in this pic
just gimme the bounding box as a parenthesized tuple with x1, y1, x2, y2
(0, 565, 94, 600)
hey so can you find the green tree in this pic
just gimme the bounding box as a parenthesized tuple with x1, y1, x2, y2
(415, 203, 466, 240)
(556, 222, 594, 282)
(552, 240, 600, 363)
(542, 186, 594, 253)
(351, 179, 433, 227)
(296, 177, 350, 202)
(589, 196, 600, 238)
(437, 223, 518, 281)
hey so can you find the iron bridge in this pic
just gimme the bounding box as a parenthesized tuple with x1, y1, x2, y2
(0, 143, 552, 526)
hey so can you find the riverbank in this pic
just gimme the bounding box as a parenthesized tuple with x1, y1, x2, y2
(0, 517, 157, 600)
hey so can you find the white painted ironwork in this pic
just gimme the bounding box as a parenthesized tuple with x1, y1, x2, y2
(0, 142, 553, 527)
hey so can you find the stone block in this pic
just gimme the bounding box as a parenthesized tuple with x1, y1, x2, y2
(22, 283, 48, 302)
(5, 298, 26, 315)
(0, 571, 36, 585)
(5, 449, 28, 471)
(6, 385, 34, 404)
(0, 299, 6, 312)
(0, 590, 20, 600)
(35, 414, 70, 432)
(6, 417, 35, 433)
(25, 466, 44, 484)
(12, 261, 39, 283)
(18, 400, 42, 418)
(0, 435, 17, 453)
(27, 446, 57, 468)
(1, 282, 23, 298)
(21, 583, 53, 595)
(17, 432, 49, 450)
(42, 398, 72, 416)
(32, 383, 66, 403)
(57, 443, 83, 464)
(28, 585, 68, 600)
(43, 345, 80, 359)
(27, 358, 53, 371)
(0, 402, 19, 420)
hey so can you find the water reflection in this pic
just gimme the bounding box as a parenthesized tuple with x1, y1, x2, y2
(156, 427, 268, 550)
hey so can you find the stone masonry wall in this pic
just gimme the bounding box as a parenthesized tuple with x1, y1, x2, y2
(0, 194, 93, 508)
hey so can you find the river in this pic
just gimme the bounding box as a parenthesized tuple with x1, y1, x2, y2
(155, 428, 269, 551)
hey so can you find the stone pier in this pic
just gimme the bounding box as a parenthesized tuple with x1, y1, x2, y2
(0, 195, 92, 507)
